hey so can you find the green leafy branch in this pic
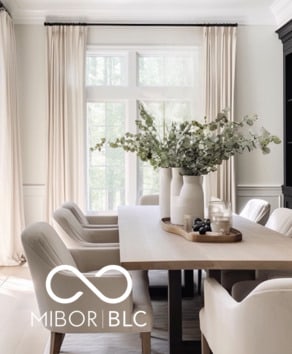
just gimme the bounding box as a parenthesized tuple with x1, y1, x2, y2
(90, 103, 281, 176)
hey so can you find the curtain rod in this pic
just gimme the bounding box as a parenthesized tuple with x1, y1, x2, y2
(44, 22, 238, 27)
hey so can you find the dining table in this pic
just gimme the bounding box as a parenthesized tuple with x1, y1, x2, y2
(118, 205, 292, 354)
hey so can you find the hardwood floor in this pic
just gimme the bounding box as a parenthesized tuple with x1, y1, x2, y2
(0, 265, 49, 354)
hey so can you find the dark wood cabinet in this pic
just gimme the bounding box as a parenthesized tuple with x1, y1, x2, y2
(277, 20, 292, 208)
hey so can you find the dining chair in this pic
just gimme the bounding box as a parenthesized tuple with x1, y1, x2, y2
(22, 222, 153, 354)
(232, 207, 292, 301)
(62, 201, 118, 228)
(138, 194, 159, 205)
(53, 207, 119, 248)
(239, 198, 271, 225)
(200, 277, 292, 354)
(220, 199, 271, 292)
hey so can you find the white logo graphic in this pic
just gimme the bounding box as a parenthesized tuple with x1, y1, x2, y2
(46, 265, 133, 304)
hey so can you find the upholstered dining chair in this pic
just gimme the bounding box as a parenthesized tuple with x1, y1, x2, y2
(62, 201, 118, 228)
(239, 198, 271, 225)
(221, 199, 271, 292)
(200, 277, 292, 354)
(231, 207, 292, 301)
(22, 222, 153, 354)
(138, 194, 159, 206)
(53, 207, 119, 248)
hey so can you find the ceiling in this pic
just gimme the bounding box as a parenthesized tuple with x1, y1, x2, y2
(2, 0, 292, 28)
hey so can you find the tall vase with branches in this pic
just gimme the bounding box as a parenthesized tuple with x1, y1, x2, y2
(91, 103, 281, 223)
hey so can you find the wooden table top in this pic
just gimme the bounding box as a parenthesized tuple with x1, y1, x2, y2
(118, 205, 292, 271)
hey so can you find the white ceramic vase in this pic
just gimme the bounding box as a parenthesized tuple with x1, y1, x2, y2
(171, 175, 204, 225)
(170, 168, 183, 222)
(159, 167, 172, 218)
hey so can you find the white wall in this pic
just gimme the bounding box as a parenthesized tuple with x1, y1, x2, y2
(235, 25, 283, 212)
(15, 25, 47, 224)
(15, 24, 284, 224)
(88, 26, 202, 45)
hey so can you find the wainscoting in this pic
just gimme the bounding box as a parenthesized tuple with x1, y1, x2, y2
(23, 184, 284, 227)
(236, 185, 283, 214)
(23, 184, 46, 225)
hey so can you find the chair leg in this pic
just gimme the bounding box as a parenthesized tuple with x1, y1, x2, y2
(140, 332, 151, 354)
(201, 333, 211, 354)
(50, 332, 65, 354)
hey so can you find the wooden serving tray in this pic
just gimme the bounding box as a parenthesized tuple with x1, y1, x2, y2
(161, 218, 242, 243)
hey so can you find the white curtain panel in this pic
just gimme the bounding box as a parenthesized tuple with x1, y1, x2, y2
(0, 10, 25, 265)
(46, 25, 87, 221)
(203, 26, 237, 208)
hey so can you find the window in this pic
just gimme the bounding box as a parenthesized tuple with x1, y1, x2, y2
(86, 46, 202, 212)
(87, 102, 126, 211)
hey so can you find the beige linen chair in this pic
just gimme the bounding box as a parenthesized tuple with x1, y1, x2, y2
(221, 199, 271, 292)
(138, 194, 159, 206)
(62, 201, 118, 228)
(232, 207, 292, 301)
(22, 222, 153, 354)
(200, 277, 292, 354)
(53, 207, 119, 248)
(239, 198, 271, 225)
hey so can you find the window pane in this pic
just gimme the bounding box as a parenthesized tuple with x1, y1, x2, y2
(138, 162, 159, 198)
(86, 55, 126, 86)
(165, 56, 193, 86)
(142, 100, 191, 130)
(87, 102, 126, 211)
(138, 56, 163, 86)
(138, 53, 194, 87)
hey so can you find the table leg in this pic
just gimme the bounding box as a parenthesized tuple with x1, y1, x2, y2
(149, 270, 194, 299)
(168, 270, 201, 354)
(168, 270, 182, 353)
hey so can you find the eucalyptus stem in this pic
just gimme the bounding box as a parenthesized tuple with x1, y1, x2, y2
(91, 104, 281, 175)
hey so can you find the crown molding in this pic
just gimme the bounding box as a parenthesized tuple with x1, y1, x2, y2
(2, 0, 278, 26)
(271, 0, 292, 29)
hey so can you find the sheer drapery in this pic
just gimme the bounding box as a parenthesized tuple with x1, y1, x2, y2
(0, 10, 25, 265)
(203, 26, 237, 208)
(46, 25, 87, 221)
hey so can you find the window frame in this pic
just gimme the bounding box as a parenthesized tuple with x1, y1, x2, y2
(85, 44, 202, 211)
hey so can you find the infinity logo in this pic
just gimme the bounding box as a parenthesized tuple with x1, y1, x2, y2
(46, 265, 133, 304)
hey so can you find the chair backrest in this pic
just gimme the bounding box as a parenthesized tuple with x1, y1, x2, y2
(21, 222, 77, 315)
(234, 278, 292, 354)
(239, 198, 271, 225)
(138, 194, 159, 205)
(21, 222, 151, 339)
(62, 201, 89, 225)
(265, 207, 292, 236)
(254, 208, 292, 282)
(53, 207, 86, 245)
